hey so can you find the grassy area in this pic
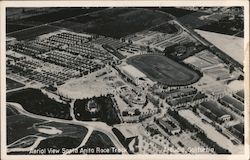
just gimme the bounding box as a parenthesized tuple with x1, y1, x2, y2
(7, 114, 45, 144)
(127, 54, 201, 86)
(6, 78, 25, 91)
(44, 122, 88, 138)
(7, 105, 20, 116)
(7, 108, 88, 154)
(76, 131, 120, 154)
(7, 88, 72, 120)
(35, 137, 82, 154)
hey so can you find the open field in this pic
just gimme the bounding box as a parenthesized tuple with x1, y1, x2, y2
(150, 23, 178, 34)
(7, 88, 72, 120)
(18, 8, 104, 25)
(6, 78, 25, 90)
(198, 17, 244, 37)
(7, 25, 59, 40)
(127, 54, 201, 86)
(7, 24, 33, 33)
(178, 12, 210, 28)
(154, 7, 196, 18)
(7, 114, 45, 145)
(195, 29, 244, 65)
(52, 8, 173, 38)
(7, 8, 105, 34)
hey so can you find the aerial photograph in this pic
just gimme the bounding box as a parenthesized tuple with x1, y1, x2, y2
(5, 7, 244, 155)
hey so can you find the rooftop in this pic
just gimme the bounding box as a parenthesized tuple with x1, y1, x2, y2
(121, 65, 146, 78)
(200, 101, 229, 118)
(221, 96, 244, 112)
(235, 90, 244, 99)
(233, 123, 244, 134)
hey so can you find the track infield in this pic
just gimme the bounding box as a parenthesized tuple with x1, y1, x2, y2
(127, 54, 201, 86)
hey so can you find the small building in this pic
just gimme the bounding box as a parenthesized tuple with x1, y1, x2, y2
(157, 118, 181, 135)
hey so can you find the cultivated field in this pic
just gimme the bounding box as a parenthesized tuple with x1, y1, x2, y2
(7, 25, 59, 40)
(154, 7, 196, 18)
(127, 54, 201, 86)
(7, 24, 33, 33)
(52, 8, 173, 38)
(18, 8, 104, 25)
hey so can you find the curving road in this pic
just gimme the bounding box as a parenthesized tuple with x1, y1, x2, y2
(7, 102, 127, 154)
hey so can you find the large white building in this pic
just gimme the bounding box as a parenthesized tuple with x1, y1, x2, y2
(121, 65, 147, 85)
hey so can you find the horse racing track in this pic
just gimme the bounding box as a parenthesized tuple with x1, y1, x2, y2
(127, 54, 201, 86)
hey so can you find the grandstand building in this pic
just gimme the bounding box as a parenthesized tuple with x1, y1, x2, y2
(199, 101, 231, 123)
(120, 65, 147, 85)
(219, 95, 244, 116)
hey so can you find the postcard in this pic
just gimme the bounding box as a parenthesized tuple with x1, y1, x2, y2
(0, 1, 249, 160)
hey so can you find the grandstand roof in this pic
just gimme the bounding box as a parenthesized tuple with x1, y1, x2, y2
(221, 96, 244, 112)
(200, 101, 229, 118)
(121, 65, 146, 78)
